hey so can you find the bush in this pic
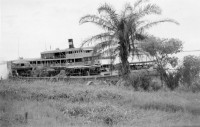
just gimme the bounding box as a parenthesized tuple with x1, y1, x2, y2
(190, 80, 200, 93)
(127, 70, 150, 90)
(178, 78, 200, 93)
(181, 55, 200, 86)
(149, 78, 162, 91)
(164, 71, 181, 90)
(127, 70, 161, 91)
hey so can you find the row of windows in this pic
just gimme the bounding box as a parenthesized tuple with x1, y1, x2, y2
(29, 58, 91, 64)
(66, 50, 92, 54)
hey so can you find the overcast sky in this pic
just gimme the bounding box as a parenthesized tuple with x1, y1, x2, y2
(1, 0, 200, 61)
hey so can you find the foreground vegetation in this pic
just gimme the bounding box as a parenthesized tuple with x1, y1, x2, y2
(0, 80, 200, 127)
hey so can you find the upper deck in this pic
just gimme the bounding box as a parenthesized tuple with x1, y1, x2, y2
(40, 47, 94, 59)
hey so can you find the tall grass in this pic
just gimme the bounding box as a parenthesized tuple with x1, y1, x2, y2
(0, 80, 200, 127)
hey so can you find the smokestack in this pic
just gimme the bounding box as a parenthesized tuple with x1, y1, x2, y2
(68, 39, 74, 49)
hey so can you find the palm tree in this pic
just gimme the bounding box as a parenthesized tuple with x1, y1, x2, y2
(79, 0, 178, 78)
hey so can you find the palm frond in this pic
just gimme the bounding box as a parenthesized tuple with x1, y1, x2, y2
(97, 46, 118, 58)
(121, 3, 133, 17)
(136, 20, 149, 28)
(134, 0, 149, 10)
(92, 40, 117, 56)
(135, 33, 147, 40)
(79, 14, 116, 31)
(98, 3, 119, 26)
(81, 32, 114, 47)
(135, 3, 162, 19)
(137, 19, 179, 31)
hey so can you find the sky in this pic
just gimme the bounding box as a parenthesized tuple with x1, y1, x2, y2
(1, 0, 200, 61)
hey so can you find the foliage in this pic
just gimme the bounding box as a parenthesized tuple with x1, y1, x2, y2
(127, 70, 151, 90)
(140, 36, 183, 90)
(127, 70, 162, 91)
(177, 78, 200, 93)
(190, 78, 200, 92)
(181, 55, 200, 86)
(164, 70, 182, 90)
(79, 0, 178, 77)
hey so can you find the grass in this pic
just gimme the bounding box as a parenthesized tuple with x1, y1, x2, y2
(0, 79, 200, 127)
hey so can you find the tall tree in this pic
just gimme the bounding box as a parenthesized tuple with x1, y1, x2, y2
(140, 36, 183, 90)
(79, 0, 178, 78)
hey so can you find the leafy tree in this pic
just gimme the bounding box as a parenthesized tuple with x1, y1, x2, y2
(140, 36, 183, 90)
(79, 0, 178, 78)
(181, 55, 200, 86)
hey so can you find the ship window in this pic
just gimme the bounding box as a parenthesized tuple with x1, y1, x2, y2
(61, 60, 66, 63)
(86, 50, 91, 53)
(70, 59, 74, 63)
(75, 58, 82, 62)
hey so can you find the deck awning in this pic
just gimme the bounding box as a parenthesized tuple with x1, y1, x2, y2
(66, 65, 91, 69)
(66, 65, 100, 69)
(12, 59, 30, 64)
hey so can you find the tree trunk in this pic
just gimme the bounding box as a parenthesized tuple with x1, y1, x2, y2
(119, 39, 130, 78)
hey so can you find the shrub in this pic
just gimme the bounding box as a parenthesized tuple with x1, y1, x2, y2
(181, 55, 200, 86)
(184, 78, 200, 93)
(149, 78, 162, 91)
(127, 70, 156, 91)
(164, 71, 182, 90)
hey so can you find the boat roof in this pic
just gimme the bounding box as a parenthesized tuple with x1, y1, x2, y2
(12, 59, 30, 64)
(41, 47, 94, 54)
(66, 65, 100, 69)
